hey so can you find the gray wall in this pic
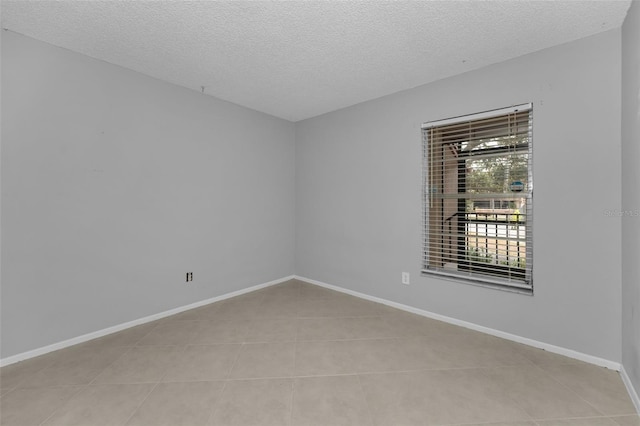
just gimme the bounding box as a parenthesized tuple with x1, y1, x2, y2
(1, 31, 295, 359)
(0, 20, 630, 372)
(296, 30, 622, 362)
(622, 0, 640, 399)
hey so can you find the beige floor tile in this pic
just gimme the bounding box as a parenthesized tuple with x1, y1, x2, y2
(381, 310, 456, 338)
(343, 316, 401, 339)
(125, 381, 224, 426)
(162, 344, 241, 382)
(358, 372, 428, 426)
(79, 323, 158, 349)
(292, 375, 372, 426)
(41, 383, 154, 426)
(0, 386, 81, 426)
(351, 337, 448, 373)
(92, 346, 184, 384)
(536, 418, 620, 426)
(135, 320, 202, 346)
(229, 342, 295, 379)
(539, 364, 637, 416)
(297, 296, 379, 317)
(246, 288, 271, 299)
(416, 368, 532, 424)
(294, 340, 358, 376)
(360, 369, 531, 426)
(298, 284, 344, 300)
(190, 320, 251, 344)
(0, 355, 58, 390)
(329, 297, 384, 317)
(260, 292, 300, 305)
(611, 415, 640, 425)
(481, 365, 602, 419)
(17, 346, 129, 388)
(245, 318, 298, 342)
(3, 283, 638, 425)
(212, 300, 263, 320)
(463, 423, 537, 426)
(253, 299, 299, 318)
(0, 367, 28, 391)
(165, 304, 220, 321)
(297, 298, 347, 318)
(513, 344, 590, 367)
(426, 330, 535, 368)
(209, 378, 293, 425)
(259, 281, 301, 300)
(226, 291, 267, 305)
(297, 318, 353, 341)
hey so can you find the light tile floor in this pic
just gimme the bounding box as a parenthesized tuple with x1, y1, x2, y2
(1, 279, 638, 426)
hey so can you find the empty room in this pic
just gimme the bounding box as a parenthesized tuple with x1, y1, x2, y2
(1, 0, 640, 425)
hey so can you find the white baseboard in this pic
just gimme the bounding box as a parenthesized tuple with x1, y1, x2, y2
(4, 272, 631, 394)
(0, 275, 294, 367)
(294, 275, 622, 371)
(621, 365, 640, 414)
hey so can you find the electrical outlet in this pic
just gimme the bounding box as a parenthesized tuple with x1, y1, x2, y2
(186, 272, 193, 282)
(401, 272, 410, 285)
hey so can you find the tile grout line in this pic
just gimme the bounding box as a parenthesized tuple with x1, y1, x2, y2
(87, 345, 135, 386)
(348, 326, 375, 426)
(1, 355, 59, 392)
(205, 379, 229, 426)
(288, 282, 301, 426)
(514, 357, 637, 418)
(474, 366, 539, 424)
(355, 373, 376, 426)
(36, 384, 87, 426)
(120, 343, 190, 425)
(224, 340, 247, 387)
(121, 381, 160, 426)
(526, 362, 611, 418)
(531, 414, 636, 424)
(289, 341, 298, 426)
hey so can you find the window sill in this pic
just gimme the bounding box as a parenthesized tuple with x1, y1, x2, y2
(421, 270, 534, 295)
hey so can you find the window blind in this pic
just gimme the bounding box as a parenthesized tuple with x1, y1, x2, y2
(422, 104, 533, 293)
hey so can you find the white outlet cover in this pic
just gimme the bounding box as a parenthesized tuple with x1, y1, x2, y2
(402, 272, 410, 285)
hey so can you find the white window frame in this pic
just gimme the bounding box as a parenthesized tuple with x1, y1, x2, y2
(421, 103, 533, 294)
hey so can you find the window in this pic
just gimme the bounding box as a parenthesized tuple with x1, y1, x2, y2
(422, 104, 533, 293)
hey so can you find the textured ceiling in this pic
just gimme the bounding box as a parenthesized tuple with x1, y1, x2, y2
(1, 0, 632, 122)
